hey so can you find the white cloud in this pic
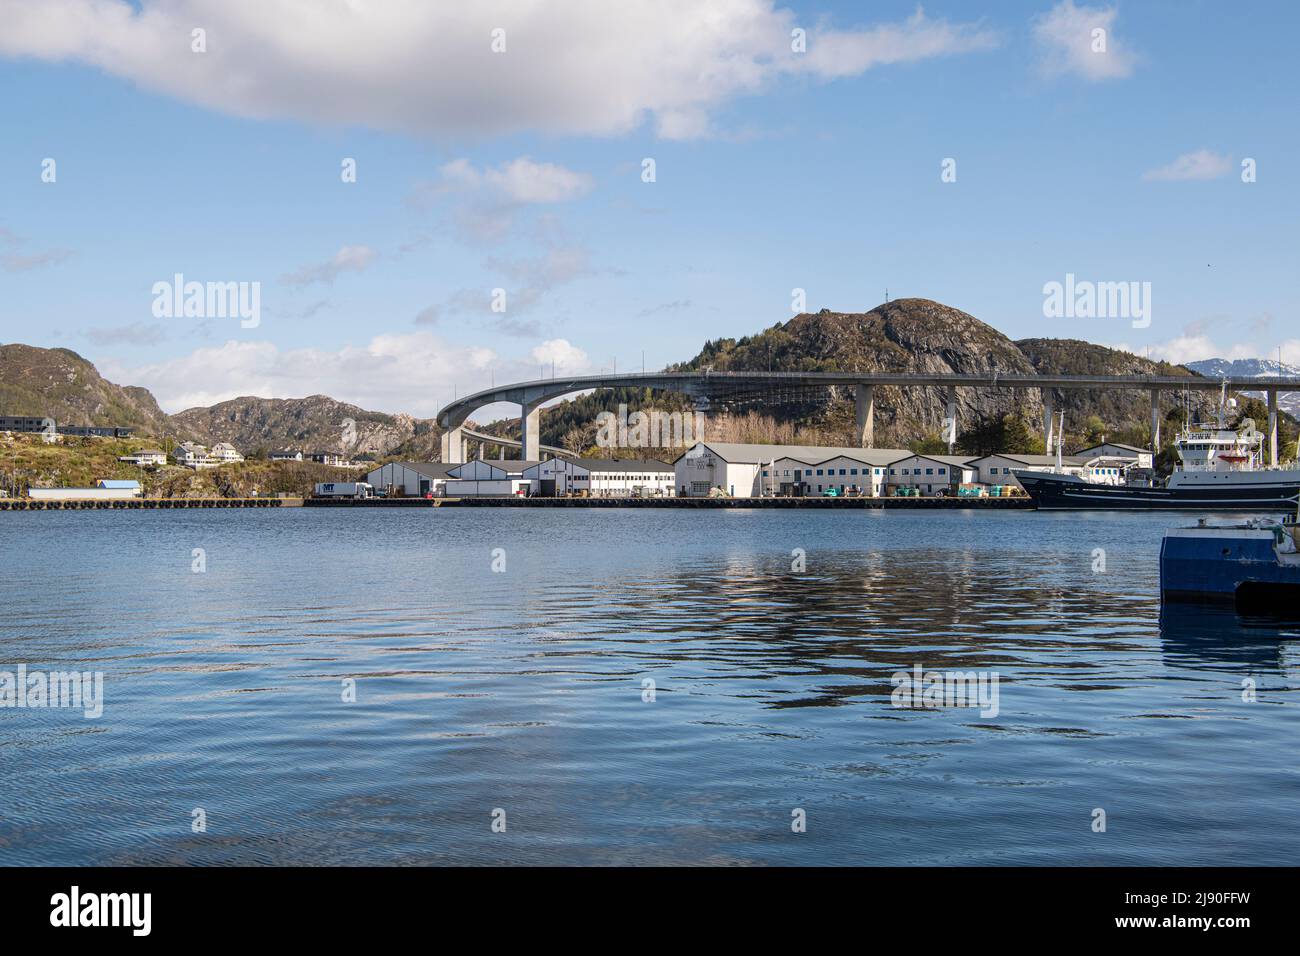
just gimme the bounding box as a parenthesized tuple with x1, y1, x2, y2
(280, 245, 376, 287)
(1141, 149, 1234, 182)
(1110, 333, 1284, 366)
(1031, 1, 1136, 81)
(436, 158, 593, 204)
(98, 331, 592, 418)
(0, 1, 999, 140)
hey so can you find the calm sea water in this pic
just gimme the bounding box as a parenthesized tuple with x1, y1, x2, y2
(1, 508, 1297, 866)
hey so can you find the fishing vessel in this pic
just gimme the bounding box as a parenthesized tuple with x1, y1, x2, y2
(1160, 511, 1300, 610)
(1018, 399, 1299, 511)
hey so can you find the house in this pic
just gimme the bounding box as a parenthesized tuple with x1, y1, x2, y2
(173, 442, 214, 468)
(209, 442, 245, 464)
(673, 442, 912, 497)
(365, 461, 458, 497)
(968, 453, 1086, 489)
(885, 454, 980, 495)
(270, 450, 304, 462)
(1073, 442, 1154, 469)
(308, 451, 348, 467)
(118, 448, 167, 467)
(442, 459, 541, 497)
(522, 458, 675, 497)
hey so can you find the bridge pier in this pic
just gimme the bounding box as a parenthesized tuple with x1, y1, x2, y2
(1267, 389, 1279, 465)
(944, 385, 958, 454)
(1150, 389, 1162, 453)
(855, 385, 875, 448)
(1041, 389, 1055, 453)
(441, 426, 465, 464)
(521, 400, 542, 461)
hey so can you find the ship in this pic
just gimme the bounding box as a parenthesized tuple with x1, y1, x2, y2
(1017, 413, 1300, 512)
(1160, 511, 1300, 610)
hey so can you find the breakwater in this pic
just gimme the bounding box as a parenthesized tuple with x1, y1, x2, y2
(0, 497, 300, 510)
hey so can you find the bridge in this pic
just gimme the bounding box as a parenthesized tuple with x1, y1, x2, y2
(437, 370, 1300, 465)
(459, 426, 572, 460)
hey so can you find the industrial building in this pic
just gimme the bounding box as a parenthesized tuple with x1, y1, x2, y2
(1073, 442, 1154, 469)
(28, 479, 142, 501)
(968, 453, 1086, 488)
(522, 458, 674, 497)
(442, 459, 540, 497)
(674, 442, 913, 497)
(886, 454, 980, 495)
(365, 461, 458, 497)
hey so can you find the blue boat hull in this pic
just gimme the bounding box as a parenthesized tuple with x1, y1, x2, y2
(1160, 531, 1300, 610)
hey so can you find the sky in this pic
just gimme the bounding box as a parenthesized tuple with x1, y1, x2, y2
(1, 0, 1297, 422)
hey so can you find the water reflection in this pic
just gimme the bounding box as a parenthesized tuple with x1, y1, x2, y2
(1159, 602, 1300, 674)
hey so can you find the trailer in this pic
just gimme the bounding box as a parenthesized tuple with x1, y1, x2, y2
(313, 482, 374, 500)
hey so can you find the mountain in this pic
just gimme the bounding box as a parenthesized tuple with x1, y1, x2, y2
(1186, 358, 1300, 416)
(170, 395, 437, 457)
(0, 343, 179, 437)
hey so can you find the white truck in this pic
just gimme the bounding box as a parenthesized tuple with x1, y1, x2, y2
(314, 481, 374, 500)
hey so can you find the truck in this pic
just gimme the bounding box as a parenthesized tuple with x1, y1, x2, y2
(313, 482, 374, 500)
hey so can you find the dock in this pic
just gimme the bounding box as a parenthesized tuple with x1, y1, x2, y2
(304, 495, 1031, 509)
(0, 497, 301, 511)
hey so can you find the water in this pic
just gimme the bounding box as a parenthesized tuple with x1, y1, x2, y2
(1, 508, 1298, 866)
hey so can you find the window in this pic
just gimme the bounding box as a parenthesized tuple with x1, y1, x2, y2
(838, 469, 846, 476)
(938, 468, 947, 475)
(925, 468, 934, 475)
(762, 470, 769, 477)
(816, 469, 824, 476)
(850, 468, 858, 475)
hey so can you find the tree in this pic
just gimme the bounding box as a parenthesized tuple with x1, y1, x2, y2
(957, 414, 1043, 456)
(909, 432, 947, 454)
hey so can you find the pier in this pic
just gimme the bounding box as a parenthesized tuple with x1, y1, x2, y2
(303, 495, 1031, 509)
(0, 497, 300, 511)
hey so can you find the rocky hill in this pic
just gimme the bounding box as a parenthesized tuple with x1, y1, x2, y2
(170, 395, 436, 457)
(0, 343, 179, 437)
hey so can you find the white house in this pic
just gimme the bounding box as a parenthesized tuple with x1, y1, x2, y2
(673, 442, 912, 497)
(118, 448, 167, 467)
(270, 449, 303, 462)
(173, 442, 214, 468)
(443, 459, 539, 497)
(885, 454, 979, 495)
(210, 442, 244, 464)
(365, 461, 458, 497)
(968, 453, 1086, 489)
(1074, 442, 1154, 469)
(522, 458, 675, 497)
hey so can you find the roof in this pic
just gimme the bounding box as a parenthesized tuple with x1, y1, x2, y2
(132, 448, 164, 456)
(96, 480, 140, 489)
(1074, 442, 1149, 455)
(969, 453, 1086, 466)
(371, 461, 458, 479)
(891, 454, 978, 467)
(447, 459, 542, 477)
(574, 458, 673, 473)
(674, 441, 910, 467)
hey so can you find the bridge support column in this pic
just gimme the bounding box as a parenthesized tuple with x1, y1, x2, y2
(1267, 389, 1278, 465)
(1150, 389, 1162, 453)
(855, 385, 875, 448)
(944, 385, 958, 454)
(1041, 389, 1055, 453)
(441, 426, 465, 464)
(521, 400, 541, 461)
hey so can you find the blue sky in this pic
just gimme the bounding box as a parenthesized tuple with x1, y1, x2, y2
(1, 0, 1296, 419)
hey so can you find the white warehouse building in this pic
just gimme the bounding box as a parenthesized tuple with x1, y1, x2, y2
(674, 442, 912, 498)
(885, 454, 980, 495)
(522, 458, 674, 497)
(366, 461, 459, 498)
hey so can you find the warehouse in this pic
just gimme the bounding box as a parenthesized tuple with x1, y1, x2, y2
(885, 455, 979, 495)
(28, 479, 142, 501)
(968, 453, 1086, 489)
(674, 442, 911, 497)
(1073, 442, 1154, 469)
(523, 458, 675, 497)
(365, 461, 458, 498)
(443, 459, 540, 497)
